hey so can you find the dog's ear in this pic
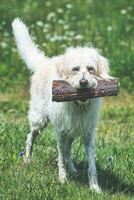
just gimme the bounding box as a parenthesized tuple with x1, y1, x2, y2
(56, 55, 69, 79)
(97, 55, 110, 79)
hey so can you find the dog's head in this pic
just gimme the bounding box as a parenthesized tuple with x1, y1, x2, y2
(56, 47, 110, 89)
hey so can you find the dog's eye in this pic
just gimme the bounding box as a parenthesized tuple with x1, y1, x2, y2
(72, 66, 80, 72)
(87, 66, 95, 74)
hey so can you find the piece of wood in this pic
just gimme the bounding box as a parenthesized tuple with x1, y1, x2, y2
(52, 79, 119, 102)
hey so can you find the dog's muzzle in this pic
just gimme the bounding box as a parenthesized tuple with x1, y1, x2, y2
(79, 78, 88, 88)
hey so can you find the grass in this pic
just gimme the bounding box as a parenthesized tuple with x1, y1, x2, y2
(0, 0, 134, 199)
(0, 89, 134, 200)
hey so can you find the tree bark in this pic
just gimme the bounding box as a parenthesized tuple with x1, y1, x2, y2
(52, 79, 118, 102)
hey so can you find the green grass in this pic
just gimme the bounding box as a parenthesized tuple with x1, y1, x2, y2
(0, 90, 134, 200)
(0, 0, 134, 199)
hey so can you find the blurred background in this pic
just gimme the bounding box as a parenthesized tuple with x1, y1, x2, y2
(0, 0, 134, 91)
(0, 1, 134, 199)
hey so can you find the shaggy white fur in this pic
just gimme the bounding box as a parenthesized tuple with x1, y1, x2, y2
(12, 18, 111, 193)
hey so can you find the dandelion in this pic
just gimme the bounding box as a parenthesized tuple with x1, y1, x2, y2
(12, 47, 17, 53)
(30, 24, 35, 28)
(42, 43, 47, 47)
(1, 42, 7, 48)
(58, 19, 64, 25)
(120, 9, 127, 15)
(63, 24, 69, 30)
(36, 21, 44, 27)
(57, 8, 63, 13)
(61, 44, 66, 49)
(49, 37, 56, 42)
(43, 28, 48, 33)
(45, 34, 51, 40)
(75, 34, 83, 40)
(68, 31, 75, 36)
(47, 12, 56, 21)
(107, 26, 112, 32)
(66, 4, 73, 9)
(120, 41, 128, 47)
(46, 1, 52, 7)
(43, 24, 51, 33)
(44, 24, 51, 29)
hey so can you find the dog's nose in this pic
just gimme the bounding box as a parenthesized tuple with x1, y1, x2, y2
(79, 79, 88, 88)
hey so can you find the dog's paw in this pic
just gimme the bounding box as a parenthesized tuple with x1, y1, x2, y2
(59, 175, 67, 183)
(59, 170, 67, 183)
(23, 155, 31, 164)
(90, 184, 102, 193)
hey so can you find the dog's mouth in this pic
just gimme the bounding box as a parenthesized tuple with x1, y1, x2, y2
(74, 99, 90, 106)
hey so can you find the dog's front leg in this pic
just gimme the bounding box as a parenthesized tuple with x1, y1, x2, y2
(83, 132, 101, 193)
(24, 128, 39, 163)
(57, 134, 68, 183)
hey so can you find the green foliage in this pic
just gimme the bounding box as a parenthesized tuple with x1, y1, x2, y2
(0, 0, 134, 91)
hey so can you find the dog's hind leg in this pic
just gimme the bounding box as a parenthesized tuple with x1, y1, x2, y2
(24, 99, 49, 163)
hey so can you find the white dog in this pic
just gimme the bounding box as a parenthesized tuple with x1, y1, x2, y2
(12, 18, 111, 193)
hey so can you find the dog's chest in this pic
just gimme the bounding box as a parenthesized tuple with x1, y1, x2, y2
(64, 107, 97, 137)
(49, 101, 100, 137)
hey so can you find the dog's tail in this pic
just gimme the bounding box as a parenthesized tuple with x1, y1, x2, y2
(12, 18, 48, 72)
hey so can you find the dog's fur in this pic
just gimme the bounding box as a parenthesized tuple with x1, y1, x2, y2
(12, 18, 111, 193)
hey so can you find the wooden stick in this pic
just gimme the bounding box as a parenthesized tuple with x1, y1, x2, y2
(52, 79, 118, 102)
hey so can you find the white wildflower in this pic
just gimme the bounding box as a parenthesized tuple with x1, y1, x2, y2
(43, 28, 48, 33)
(68, 31, 75, 36)
(75, 34, 83, 40)
(57, 8, 63, 13)
(45, 34, 51, 40)
(58, 19, 64, 25)
(50, 37, 56, 42)
(120, 9, 127, 15)
(36, 21, 44, 27)
(42, 43, 47, 47)
(46, 1, 52, 7)
(30, 24, 35, 28)
(44, 24, 51, 29)
(1, 42, 7, 48)
(61, 44, 66, 49)
(47, 12, 56, 21)
(63, 24, 69, 30)
(107, 26, 112, 32)
(12, 47, 17, 53)
(66, 4, 73, 9)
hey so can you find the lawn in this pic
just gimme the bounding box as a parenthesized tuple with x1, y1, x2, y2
(0, 0, 134, 199)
